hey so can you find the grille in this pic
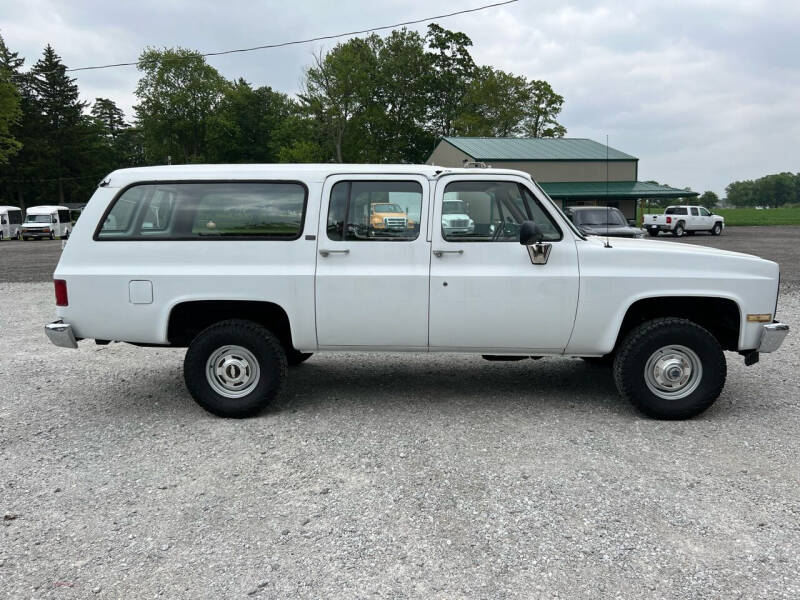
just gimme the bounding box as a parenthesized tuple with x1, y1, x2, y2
(384, 217, 407, 229)
(450, 219, 469, 228)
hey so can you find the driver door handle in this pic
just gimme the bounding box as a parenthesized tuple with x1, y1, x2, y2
(319, 249, 350, 257)
(433, 249, 464, 257)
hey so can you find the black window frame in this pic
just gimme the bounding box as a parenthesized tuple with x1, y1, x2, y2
(93, 180, 309, 242)
(326, 179, 424, 243)
(440, 180, 563, 243)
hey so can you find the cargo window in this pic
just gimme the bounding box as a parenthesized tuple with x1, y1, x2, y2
(327, 181, 422, 242)
(96, 182, 307, 240)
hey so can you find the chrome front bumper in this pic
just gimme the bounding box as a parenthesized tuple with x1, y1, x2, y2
(758, 322, 789, 353)
(45, 320, 78, 349)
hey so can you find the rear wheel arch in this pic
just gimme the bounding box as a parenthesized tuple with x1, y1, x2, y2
(167, 299, 297, 351)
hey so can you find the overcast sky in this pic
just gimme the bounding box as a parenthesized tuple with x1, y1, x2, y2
(3, 0, 799, 195)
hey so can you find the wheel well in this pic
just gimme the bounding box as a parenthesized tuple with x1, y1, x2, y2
(167, 300, 293, 348)
(616, 297, 740, 351)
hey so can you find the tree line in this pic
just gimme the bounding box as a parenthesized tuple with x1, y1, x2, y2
(725, 172, 800, 208)
(0, 25, 567, 209)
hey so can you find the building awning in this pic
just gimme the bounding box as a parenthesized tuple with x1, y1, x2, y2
(540, 181, 697, 199)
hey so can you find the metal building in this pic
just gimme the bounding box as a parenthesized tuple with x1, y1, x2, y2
(428, 137, 696, 221)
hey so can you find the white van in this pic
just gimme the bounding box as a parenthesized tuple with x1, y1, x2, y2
(22, 205, 71, 240)
(0, 206, 23, 240)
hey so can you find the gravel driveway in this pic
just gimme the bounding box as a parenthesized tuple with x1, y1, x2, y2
(1, 234, 799, 599)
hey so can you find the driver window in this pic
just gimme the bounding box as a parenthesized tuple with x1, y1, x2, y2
(441, 180, 561, 242)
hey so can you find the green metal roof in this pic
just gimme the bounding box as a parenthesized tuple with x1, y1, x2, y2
(540, 181, 697, 198)
(443, 137, 638, 161)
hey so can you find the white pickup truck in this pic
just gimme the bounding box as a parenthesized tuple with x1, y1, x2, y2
(45, 164, 788, 420)
(646, 205, 724, 237)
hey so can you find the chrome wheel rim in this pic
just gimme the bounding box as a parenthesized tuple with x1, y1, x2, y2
(644, 345, 702, 400)
(205, 345, 260, 399)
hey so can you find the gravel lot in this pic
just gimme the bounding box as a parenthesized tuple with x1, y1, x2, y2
(1, 230, 799, 598)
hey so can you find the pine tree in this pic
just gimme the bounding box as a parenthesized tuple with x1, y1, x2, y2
(0, 32, 22, 165)
(30, 45, 89, 204)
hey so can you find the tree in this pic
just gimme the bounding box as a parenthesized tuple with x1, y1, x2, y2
(134, 47, 228, 164)
(697, 190, 719, 210)
(29, 45, 91, 204)
(455, 66, 529, 136)
(0, 32, 22, 164)
(424, 24, 476, 139)
(300, 37, 379, 162)
(522, 80, 566, 138)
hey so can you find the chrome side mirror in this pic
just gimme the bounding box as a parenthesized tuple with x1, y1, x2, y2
(519, 220, 551, 265)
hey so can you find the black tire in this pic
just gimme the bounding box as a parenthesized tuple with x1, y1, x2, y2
(613, 318, 726, 419)
(15, 231, 20, 240)
(49, 232, 55, 240)
(22, 236, 28, 241)
(647, 229, 659, 237)
(63, 230, 69, 240)
(711, 223, 722, 236)
(0, 232, 3, 241)
(286, 348, 313, 366)
(581, 355, 614, 367)
(183, 319, 287, 418)
(672, 222, 685, 237)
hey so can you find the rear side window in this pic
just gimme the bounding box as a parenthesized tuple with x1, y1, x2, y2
(58, 209, 70, 223)
(665, 207, 688, 215)
(8, 210, 22, 224)
(96, 182, 307, 240)
(326, 180, 422, 242)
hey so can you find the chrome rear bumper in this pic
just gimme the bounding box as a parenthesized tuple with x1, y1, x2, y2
(758, 322, 789, 353)
(45, 320, 78, 349)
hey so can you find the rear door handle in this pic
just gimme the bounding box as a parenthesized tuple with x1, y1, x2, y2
(433, 249, 464, 257)
(319, 249, 350, 257)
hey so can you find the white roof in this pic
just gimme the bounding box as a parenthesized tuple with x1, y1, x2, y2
(26, 205, 66, 213)
(104, 163, 533, 188)
(0, 205, 22, 211)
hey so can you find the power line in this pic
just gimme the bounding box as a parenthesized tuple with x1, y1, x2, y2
(64, 0, 520, 73)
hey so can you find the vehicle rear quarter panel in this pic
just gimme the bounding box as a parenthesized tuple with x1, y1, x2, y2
(567, 239, 780, 354)
(54, 184, 321, 349)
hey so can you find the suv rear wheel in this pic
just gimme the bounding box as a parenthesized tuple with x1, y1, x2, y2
(613, 318, 726, 419)
(183, 319, 287, 418)
(672, 222, 685, 237)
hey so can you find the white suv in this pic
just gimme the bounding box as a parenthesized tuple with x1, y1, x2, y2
(46, 164, 788, 419)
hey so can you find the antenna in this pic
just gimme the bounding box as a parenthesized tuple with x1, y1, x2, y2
(604, 134, 612, 248)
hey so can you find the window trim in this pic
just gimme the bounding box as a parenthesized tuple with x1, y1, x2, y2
(93, 179, 309, 241)
(439, 178, 563, 243)
(326, 179, 424, 243)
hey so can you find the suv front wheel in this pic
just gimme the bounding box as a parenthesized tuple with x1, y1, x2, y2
(613, 318, 726, 419)
(183, 319, 287, 418)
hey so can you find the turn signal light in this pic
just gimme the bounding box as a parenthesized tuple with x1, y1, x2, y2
(54, 279, 68, 306)
(746, 314, 772, 323)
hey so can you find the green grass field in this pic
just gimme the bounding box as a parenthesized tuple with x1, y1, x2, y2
(640, 206, 800, 226)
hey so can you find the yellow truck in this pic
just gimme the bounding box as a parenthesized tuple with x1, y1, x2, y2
(368, 202, 413, 236)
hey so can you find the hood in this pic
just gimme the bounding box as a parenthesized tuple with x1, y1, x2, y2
(581, 225, 642, 237)
(582, 233, 769, 262)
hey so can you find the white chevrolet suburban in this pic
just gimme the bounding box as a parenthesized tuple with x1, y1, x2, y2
(45, 165, 788, 419)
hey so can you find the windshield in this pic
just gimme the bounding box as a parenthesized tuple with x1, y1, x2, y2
(25, 214, 52, 223)
(573, 208, 627, 227)
(372, 203, 403, 213)
(443, 200, 468, 215)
